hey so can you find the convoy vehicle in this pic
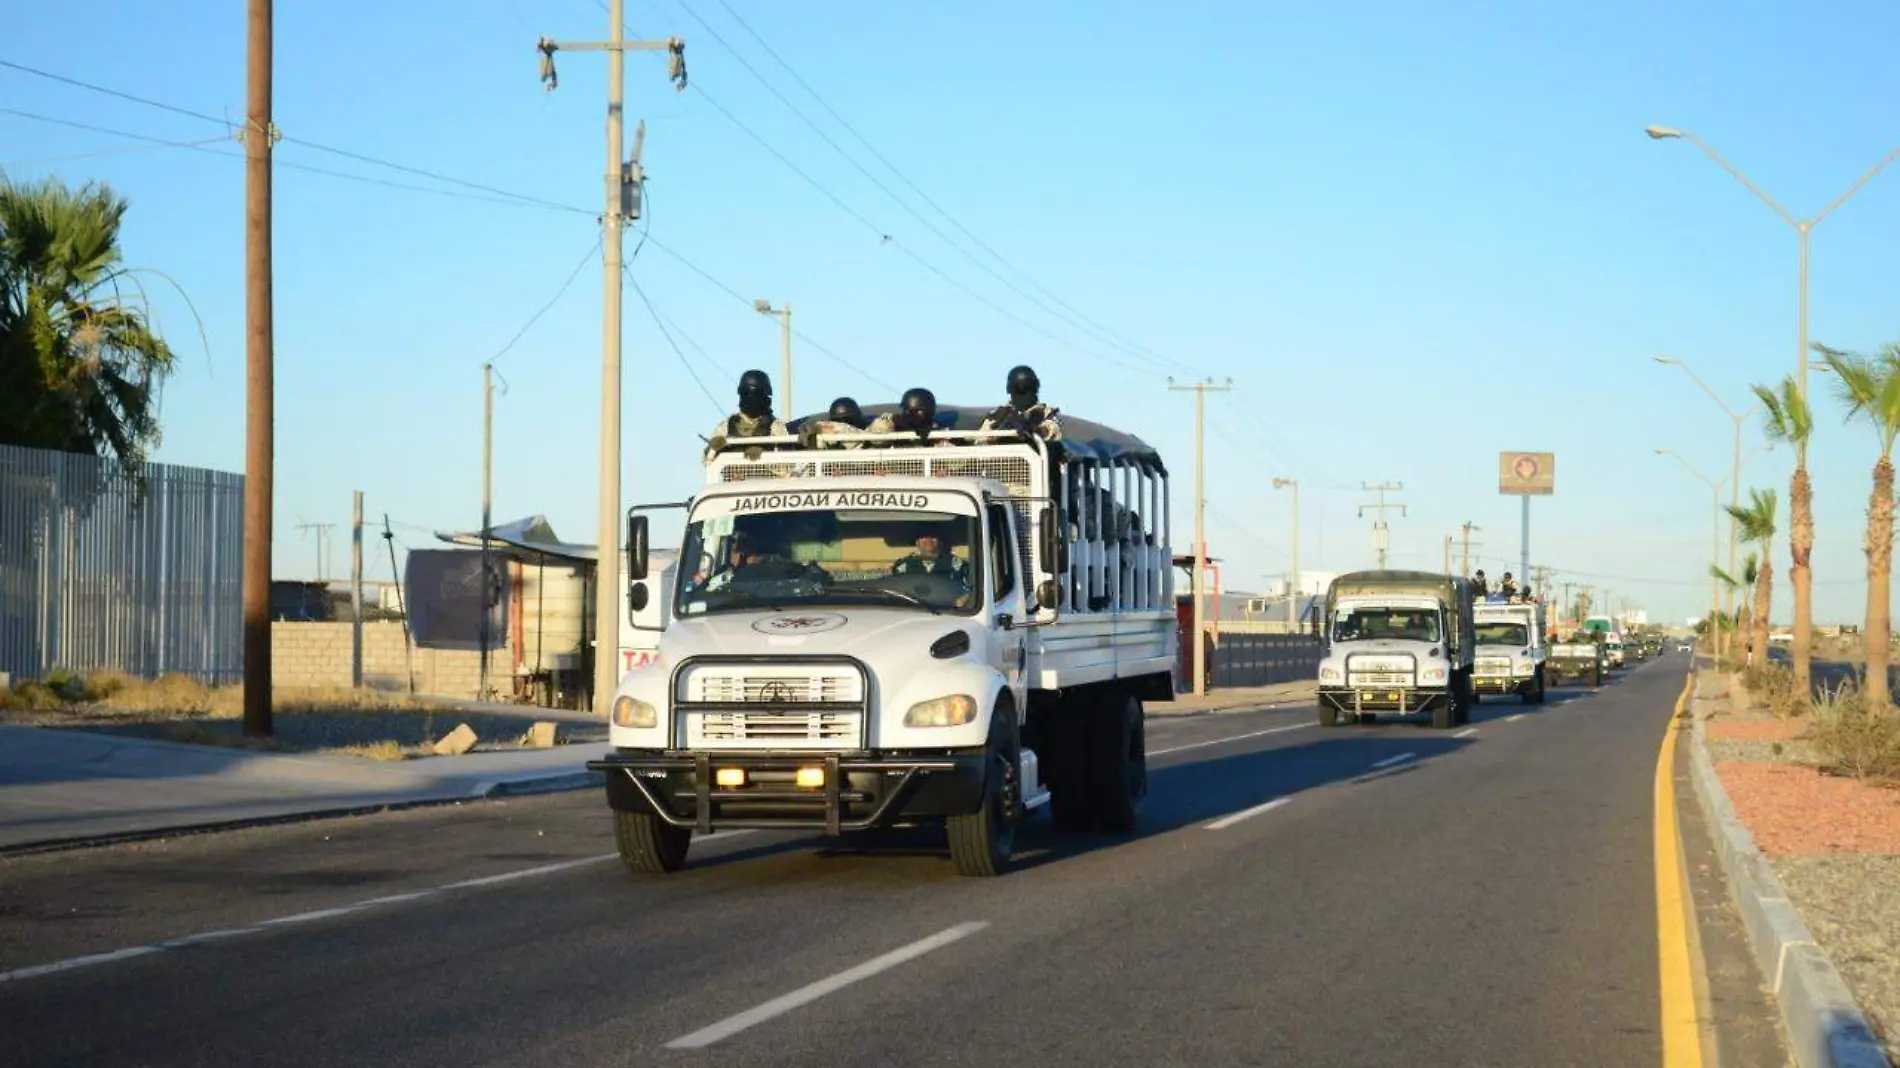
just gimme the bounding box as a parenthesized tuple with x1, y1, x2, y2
(1471, 600, 1548, 703)
(1546, 640, 1605, 687)
(1316, 570, 1476, 729)
(589, 404, 1177, 877)
(1604, 634, 1627, 669)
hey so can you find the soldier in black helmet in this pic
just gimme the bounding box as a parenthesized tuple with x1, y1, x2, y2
(797, 395, 868, 449)
(979, 364, 1062, 443)
(705, 369, 789, 462)
(867, 387, 947, 443)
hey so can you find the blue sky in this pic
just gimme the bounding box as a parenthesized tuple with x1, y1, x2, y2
(6, 0, 1900, 626)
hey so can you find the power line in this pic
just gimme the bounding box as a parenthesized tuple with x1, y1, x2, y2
(0, 58, 229, 127)
(485, 235, 602, 367)
(700, 0, 1195, 377)
(669, 0, 1195, 378)
(624, 265, 725, 416)
(279, 135, 588, 215)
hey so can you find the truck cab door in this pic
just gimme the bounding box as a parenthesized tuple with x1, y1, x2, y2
(986, 502, 1029, 716)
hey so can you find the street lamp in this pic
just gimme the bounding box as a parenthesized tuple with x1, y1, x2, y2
(1272, 477, 1299, 631)
(753, 299, 793, 417)
(1646, 125, 1900, 410)
(1653, 355, 1744, 623)
(1656, 447, 1729, 650)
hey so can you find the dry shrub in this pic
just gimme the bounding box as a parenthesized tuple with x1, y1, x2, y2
(98, 674, 220, 716)
(1808, 678, 1900, 783)
(0, 679, 66, 712)
(1742, 663, 1802, 719)
(336, 740, 410, 762)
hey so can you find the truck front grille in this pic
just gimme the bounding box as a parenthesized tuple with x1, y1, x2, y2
(692, 711, 863, 744)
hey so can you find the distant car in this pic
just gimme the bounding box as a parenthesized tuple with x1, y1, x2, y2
(1676, 642, 1692, 652)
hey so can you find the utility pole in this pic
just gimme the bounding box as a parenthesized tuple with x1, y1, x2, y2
(241, 0, 276, 738)
(479, 361, 497, 702)
(1443, 534, 1452, 576)
(1168, 377, 1233, 698)
(1459, 521, 1482, 577)
(351, 491, 363, 688)
(538, 13, 686, 716)
(1273, 477, 1299, 630)
(754, 300, 793, 417)
(293, 519, 335, 583)
(1357, 482, 1406, 569)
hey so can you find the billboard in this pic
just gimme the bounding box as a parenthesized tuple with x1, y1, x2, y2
(1499, 451, 1555, 495)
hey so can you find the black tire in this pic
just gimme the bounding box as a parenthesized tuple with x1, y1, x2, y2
(614, 811, 691, 875)
(1087, 691, 1145, 834)
(1432, 691, 1457, 729)
(1591, 665, 1602, 688)
(1319, 700, 1339, 728)
(949, 706, 1019, 877)
(1526, 668, 1547, 705)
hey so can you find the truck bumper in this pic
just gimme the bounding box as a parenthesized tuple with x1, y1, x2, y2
(586, 750, 987, 836)
(1319, 687, 1451, 714)
(1472, 674, 1533, 696)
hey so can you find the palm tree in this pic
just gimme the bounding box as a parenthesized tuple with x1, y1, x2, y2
(1755, 376, 1815, 695)
(1726, 489, 1778, 675)
(1711, 555, 1759, 668)
(0, 175, 178, 475)
(1815, 341, 1900, 709)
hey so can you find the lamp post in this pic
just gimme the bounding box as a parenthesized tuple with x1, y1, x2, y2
(1653, 356, 1744, 624)
(753, 299, 793, 418)
(1655, 448, 1727, 655)
(1273, 477, 1299, 631)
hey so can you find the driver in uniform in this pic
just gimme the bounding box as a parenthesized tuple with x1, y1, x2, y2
(891, 529, 971, 584)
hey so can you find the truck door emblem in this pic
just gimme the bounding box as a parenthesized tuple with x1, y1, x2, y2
(759, 681, 794, 703)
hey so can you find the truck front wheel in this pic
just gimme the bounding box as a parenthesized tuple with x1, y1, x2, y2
(1088, 691, 1146, 834)
(1525, 668, 1547, 705)
(948, 708, 1019, 877)
(614, 811, 691, 875)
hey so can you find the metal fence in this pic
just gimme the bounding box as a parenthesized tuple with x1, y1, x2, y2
(1210, 630, 1324, 688)
(0, 444, 244, 684)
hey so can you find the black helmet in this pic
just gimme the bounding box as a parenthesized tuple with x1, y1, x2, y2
(737, 369, 773, 418)
(827, 396, 865, 428)
(898, 387, 936, 431)
(1006, 364, 1039, 406)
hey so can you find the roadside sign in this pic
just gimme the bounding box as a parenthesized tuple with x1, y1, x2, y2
(1499, 451, 1555, 495)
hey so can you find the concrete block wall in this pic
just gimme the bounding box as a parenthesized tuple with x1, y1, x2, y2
(271, 622, 483, 698)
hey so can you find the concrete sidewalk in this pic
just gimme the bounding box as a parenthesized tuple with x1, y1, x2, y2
(0, 725, 607, 854)
(1150, 680, 1317, 717)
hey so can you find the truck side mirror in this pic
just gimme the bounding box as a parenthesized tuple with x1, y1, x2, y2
(1036, 579, 1059, 611)
(630, 582, 650, 613)
(1037, 505, 1057, 573)
(627, 513, 649, 580)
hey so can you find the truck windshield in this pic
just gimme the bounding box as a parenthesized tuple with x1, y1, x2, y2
(674, 507, 983, 617)
(1332, 607, 1441, 643)
(1475, 622, 1529, 646)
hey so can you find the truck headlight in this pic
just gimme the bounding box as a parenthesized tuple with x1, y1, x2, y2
(612, 695, 658, 729)
(1319, 666, 1342, 683)
(1515, 661, 1534, 676)
(905, 694, 978, 728)
(1421, 667, 1448, 683)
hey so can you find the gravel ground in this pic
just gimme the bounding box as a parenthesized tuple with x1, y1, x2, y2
(44, 708, 609, 758)
(1774, 854, 1900, 1064)
(1707, 738, 1821, 765)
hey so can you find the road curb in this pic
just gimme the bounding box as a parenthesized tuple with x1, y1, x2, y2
(473, 770, 604, 798)
(1683, 671, 1892, 1068)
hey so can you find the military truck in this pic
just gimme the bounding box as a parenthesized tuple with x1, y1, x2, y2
(591, 404, 1176, 878)
(1471, 599, 1548, 703)
(1547, 639, 1604, 687)
(1316, 570, 1477, 729)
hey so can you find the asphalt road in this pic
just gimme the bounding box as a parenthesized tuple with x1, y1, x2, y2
(0, 652, 1787, 1067)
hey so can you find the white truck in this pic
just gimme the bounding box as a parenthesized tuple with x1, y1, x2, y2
(589, 404, 1178, 877)
(1316, 570, 1477, 729)
(1471, 599, 1548, 704)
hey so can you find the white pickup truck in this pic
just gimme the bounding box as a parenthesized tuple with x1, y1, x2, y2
(589, 404, 1178, 877)
(1471, 600, 1548, 704)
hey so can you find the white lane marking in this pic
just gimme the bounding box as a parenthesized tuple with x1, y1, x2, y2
(0, 946, 162, 983)
(1506, 713, 1526, 722)
(1369, 752, 1416, 770)
(1150, 722, 1312, 757)
(1203, 797, 1291, 831)
(1454, 727, 1479, 739)
(0, 830, 758, 987)
(664, 922, 991, 1050)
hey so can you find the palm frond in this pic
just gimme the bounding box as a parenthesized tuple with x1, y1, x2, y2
(1753, 375, 1813, 448)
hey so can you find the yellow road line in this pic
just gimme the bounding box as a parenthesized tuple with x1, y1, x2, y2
(1655, 672, 1705, 1068)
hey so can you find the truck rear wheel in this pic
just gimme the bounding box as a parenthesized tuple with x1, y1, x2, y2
(614, 811, 691, 875)
(1088, 691, 1146, 834)
(949, 709, 1018, 877)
